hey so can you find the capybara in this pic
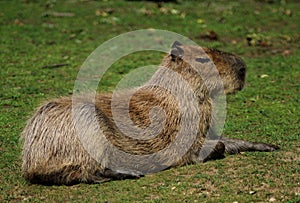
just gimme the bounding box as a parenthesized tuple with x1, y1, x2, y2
(21, 42, 279, 185)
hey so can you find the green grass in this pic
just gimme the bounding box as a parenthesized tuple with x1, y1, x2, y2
(1, 0, 299, 202)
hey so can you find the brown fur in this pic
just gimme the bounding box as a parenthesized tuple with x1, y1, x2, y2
(21, 43, 278, 185)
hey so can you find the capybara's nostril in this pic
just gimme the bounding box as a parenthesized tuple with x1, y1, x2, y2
(239, 67, 246, 77)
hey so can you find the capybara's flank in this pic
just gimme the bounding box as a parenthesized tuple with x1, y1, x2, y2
(21, 42, 279, 185)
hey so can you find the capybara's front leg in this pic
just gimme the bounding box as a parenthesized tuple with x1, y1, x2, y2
(197, 140, 226, 162)
(220, 137, 279, 154)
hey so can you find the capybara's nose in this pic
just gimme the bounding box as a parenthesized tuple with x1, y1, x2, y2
(239, 67, 246, 78)
(233, 57, 246, 79)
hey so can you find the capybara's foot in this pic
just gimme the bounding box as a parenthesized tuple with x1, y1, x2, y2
(101, 168, 144, 180)
(220, 137, 279, 154)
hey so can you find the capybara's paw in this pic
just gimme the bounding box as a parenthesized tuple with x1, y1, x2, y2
(102, 168, 144, 180)
(116, 169, 144, 179)
(253, 142, 280, 152)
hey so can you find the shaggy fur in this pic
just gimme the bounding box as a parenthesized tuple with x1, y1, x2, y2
(21, 43, 279, 185)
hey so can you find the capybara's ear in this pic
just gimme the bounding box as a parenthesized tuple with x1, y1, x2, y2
(171, 41, 184, 61)
(171, 41, 182, 49)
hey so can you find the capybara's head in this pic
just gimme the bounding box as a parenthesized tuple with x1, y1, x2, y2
(164, 41, 246, 94)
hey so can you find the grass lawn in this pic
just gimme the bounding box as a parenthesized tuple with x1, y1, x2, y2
(1, 0, 299, 202)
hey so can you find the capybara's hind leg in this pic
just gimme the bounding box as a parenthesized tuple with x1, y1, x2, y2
(26, 164, 110, 185)
(101, 168, 143, 180)
(197, 140, 225, 162)
(220, 137, 279, 154)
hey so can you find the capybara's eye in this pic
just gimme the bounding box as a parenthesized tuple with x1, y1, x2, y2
(195, 57, 210, 63)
